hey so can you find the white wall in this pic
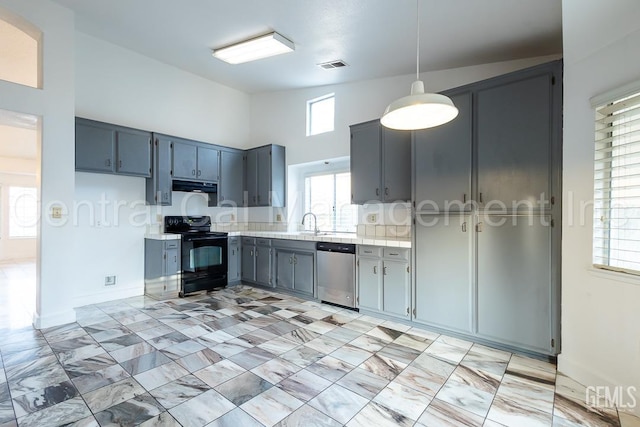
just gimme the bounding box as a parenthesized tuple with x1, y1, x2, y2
(560, 0, 640, 416)
(0, 0, 76, 328)
(72, 32, 251, 306)
(250, 54, 561, 166)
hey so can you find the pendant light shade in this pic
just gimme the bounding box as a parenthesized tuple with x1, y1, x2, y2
(381, 1, 458, 131)
(380, 81, 458, 130)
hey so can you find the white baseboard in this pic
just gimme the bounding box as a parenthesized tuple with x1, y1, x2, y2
(72, 286, 144, 309)
(558, 354, 640, 418)
(32, 309, 76, 330)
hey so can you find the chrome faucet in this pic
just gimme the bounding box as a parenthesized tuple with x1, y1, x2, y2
(301, 212, 319, 235)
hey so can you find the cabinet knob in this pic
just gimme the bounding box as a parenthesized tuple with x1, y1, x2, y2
(373, 265, 377, 274)
(385, 187, 389, 196)
(192, 169, 196, 176)
(376, 188, 380, 196)
(119, 160, 122, 168)
(105, 159, 111, 167)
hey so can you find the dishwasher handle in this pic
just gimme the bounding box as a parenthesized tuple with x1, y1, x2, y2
(316, 242, 356, 254)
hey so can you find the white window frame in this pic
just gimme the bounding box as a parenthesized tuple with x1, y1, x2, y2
(303, 169, 356, 233)
(306, 93, 335, 136)
(591, 81, 640, 276)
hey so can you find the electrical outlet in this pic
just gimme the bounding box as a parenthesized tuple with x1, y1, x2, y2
(367, 214, 377, 223)
(51, 206, 62, 219)
(104, 275, 116, 286)
(276, 214, 282, 222)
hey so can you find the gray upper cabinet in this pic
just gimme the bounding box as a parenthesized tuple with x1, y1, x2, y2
(476, 215, 554, 354)
(476, 72, 553, 211)
(350, 120, 411, 204)
(172, 141, 197, 180)
(414, 214, 472, 333)
(219, 150, 244, 206)
(413, 91, 472, 211)
(351, 121, 382, 203)
(76, 118, 151, 178)
(196, 145, 220, 182)
(172, 140, 220, 183)
(245, 145, 286, 207)
(146, 135, 173, 206)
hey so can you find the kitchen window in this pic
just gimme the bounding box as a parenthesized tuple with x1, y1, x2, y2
(9, 186, 37, 238)
(304, 172, 356, 232)
(592, 87, 640, 275)
(306, 93, 335, 136)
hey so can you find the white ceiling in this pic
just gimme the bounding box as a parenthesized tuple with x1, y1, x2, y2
(52, 0, 562, 94)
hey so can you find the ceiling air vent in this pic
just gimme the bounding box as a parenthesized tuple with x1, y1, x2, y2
(317, 60, 348, 70)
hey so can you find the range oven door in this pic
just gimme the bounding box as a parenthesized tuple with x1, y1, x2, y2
(180, 235, 228, 295)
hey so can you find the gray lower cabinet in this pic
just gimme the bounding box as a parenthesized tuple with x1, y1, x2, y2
(144, 239, 181, 299)
(413, 91, 472, 211)
(255, 238, 273, 287)
(350, 120, 411, 204)
(414, 214, 472, 333)
(246, 145, 286, 207)
(218, 150, 244, 206)
(273, 240, 315, 297)
(357, 246, 411, 319)
(146, 135, 172, 206)
(476, 215, 554, 354)
(76, 117, 152, 178)
(241, 238, 256, 282)
(228, 237, 241, 284)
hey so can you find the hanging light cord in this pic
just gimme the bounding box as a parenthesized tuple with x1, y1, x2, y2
(416, 0, 420, 81)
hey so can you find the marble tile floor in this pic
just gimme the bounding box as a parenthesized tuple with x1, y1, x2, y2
(0, 285, 637, 427)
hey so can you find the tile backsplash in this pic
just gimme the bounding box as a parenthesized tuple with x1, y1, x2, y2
(211, 222, 288, 232)
(357, 224, 411, 238)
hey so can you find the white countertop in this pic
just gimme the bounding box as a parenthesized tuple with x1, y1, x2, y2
(229, 231, 411, 248)
(145, 231, 411, 248)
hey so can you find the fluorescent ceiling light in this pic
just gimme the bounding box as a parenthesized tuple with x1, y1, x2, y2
(212, 32, 295, 64)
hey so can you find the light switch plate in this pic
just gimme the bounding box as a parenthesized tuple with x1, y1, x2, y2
(367, 214, 377, 223)
(276, 214, 282, 222)
(51, 206, 62, 219)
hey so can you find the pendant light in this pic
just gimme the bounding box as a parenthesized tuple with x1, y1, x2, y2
(381, 0, 458, 130)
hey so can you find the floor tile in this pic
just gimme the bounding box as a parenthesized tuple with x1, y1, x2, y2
(308, 383, 369, 425)
(175, 348, 223, 373)
(331, 344, 372, 366)
(149, 374, 210, 409)
(12, 380, 78, 418)
(82, 377, 146, 413)
(229, 346, 277, 370)
(435, 377, 496, 417)
(373, 380, 432, 421)
(251, 357, 300, 384)
(134, 361, 190, 390)
(417, 398, 485, 427)
(241, 386, 304, 426)
(215, 371, 272, 406)
(15, 396, 91, 427)
(120, 350, 172, 376)
(169, 389, 235, 427)
(193, 359, 246, 387)
(277, 369, 332, 402)
(307, 355, 354, 383)
(71, 363, 130, 394)
(347, 401, 413, 427)
(337, 367, 389, 400)
(207, 407, 263, 427)
(487, 394, 553, 427)
(94, 392, 164, 426)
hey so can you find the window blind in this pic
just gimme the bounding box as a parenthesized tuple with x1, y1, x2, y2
(593, 90, 640, 275)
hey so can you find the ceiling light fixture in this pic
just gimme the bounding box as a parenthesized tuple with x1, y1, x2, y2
(212, 31, 295, 64)
(380, 0, 458, 130)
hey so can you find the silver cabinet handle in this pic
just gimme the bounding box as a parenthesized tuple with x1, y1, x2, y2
(479, 192, 483, 203)
(462, 222, 467, 232)
(106, 159, 111, 167)
(383, 266, 388, 275)
(250, 250, 254, 256)
(119, 160, 122, 168)
(197, 170, 202, 176)
(376, 188, 380, 196)
(385, 187, 389, 196)
(463, 193, 467, 203)
(289, 257, 293, 264)
(192, 169, 196, 176)
(373, 265, 377, 274)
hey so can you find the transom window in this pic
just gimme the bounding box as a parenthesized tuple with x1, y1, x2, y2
(304, 172, 356, 233)
(593, 89, 640, 275)
(306, 93, 335, 136)
(0, 9, 41, 88)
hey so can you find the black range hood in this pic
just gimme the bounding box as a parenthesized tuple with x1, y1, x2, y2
(172, 180, 217, 194)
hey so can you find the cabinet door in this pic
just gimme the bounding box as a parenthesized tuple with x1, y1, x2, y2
(414, 214, 472, 332)
(257, 147, 271, 206)
(477, 74, 551, 210)
(246, 149, 258, 207)
(164, 247, 179, 276)
(255, 246, 272, 286)
(116, 130, 151, 177)
(414, 92, 472, 211)
(173, 142, 197, 179)
(220, 150, 244, 206)
(358, 258, 383, 311)
(228, 243, 240, 282)
(382, 128, 411, 202)
(241, 245, 256, 282)
(197, 145, 220, 182)
(383, 260, 411, 318)
(476, 214, 553, 353)
(146, 136, 172, 205)
(293, 252, 314, 296)
(276, 250, 294, 290)
(75, 119, 115, 173)
(351, 121, 382, 204)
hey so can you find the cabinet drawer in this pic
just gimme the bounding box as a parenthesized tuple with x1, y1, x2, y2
(256, 238, 271, 247)
(383, 248, 410, 260)
(358, 246, 382, 257)
(228, 237, 239, 245)
(164, 240, 179, 250)
(242, 237, 256, 245)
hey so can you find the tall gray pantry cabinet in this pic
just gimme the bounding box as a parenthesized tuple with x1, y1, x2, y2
(413, 60, 562, 356)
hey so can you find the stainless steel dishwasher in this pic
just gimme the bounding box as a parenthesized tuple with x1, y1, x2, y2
(316, 242, 357, 308)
